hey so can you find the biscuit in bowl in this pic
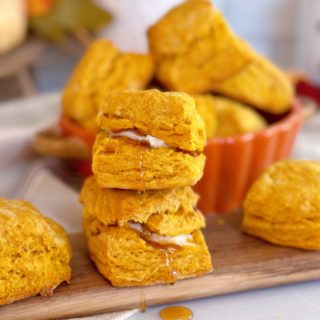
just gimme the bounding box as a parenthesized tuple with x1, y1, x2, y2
(0, 199, 72, 305)
(148, 0, 251, 93)
(213, 96, 266, 137)
(195, 95, 266, 138)
(80, 177, 212, 286)
(213, 51, 294, 115)
(62, 40, 154, 130)
(194, 95, 217, 139)
(242, 160, 320, 250)
(93, 89, 206, 190)
(148, 0, 293, 114)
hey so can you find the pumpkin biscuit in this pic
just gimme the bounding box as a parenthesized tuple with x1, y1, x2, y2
(148, 0, 293, 114)
(242, 160, 320, 250)
(194, 95, 217, 139)
(148, 0, 251, 92)
(92, 132, 205, 190)
(214, 51, 294, 115)
(93, 90, 206, 190)
(0, 199, 72, 306)
(80, 176, 205, 238)
(87, 227, 212, 287)
(213, 96, 266, 137)
(97, 89, 206, 152)
(195, 95, 266, 138)
(62, 40, 154, 130)
(80, 177, 212, 287)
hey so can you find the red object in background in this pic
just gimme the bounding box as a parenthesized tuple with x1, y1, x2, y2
(194, 101, 303, 214)
(59, 115, 96, 177)
(296, 80, 320, 107)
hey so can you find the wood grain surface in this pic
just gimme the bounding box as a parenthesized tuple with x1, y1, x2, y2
(2, 212, 320, 320)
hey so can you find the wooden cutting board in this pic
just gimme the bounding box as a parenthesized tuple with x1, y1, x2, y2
(2, 212, 320, 320)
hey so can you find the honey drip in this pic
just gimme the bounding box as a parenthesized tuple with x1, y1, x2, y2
(140, 291, 146, 312)
(147, 242, 178, 284)
(164, 247, 177, 284)
(159, 306, 193, 320)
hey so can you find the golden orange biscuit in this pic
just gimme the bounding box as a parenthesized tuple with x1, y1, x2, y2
(0, 199, 72, 305)
(214, 96, 267, 137)
(88, 227, 212, 287)
(80, 177, 212, 286)
(214, 52, 294, 115)
(80, 176, 205, 237)
(194, 95, 217, 139)
(242, 160, 320, 250)
(148, 0, 293, 114)
(195, 95, 266, 138)
(93, 90, 206, 190)
(62, 40, 154, 129)
(97, 89, 206, 153)
(148, 0, 251, 92)
(92, 132, 205, 190)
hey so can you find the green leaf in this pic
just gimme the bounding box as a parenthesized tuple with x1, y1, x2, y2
(29, 0, 112, 42)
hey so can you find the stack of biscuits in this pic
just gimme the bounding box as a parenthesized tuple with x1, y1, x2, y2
(80, 89, 212, 287)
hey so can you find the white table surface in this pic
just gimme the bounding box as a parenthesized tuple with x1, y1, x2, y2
(1, 93, 320, 320)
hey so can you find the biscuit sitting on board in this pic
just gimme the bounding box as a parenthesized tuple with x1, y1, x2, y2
(242, 160, 320, 250)
(0, 198, 72, 306)
(80, 177, 212, 287)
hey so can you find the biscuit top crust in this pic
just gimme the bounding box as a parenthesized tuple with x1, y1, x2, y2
(244, 160, 320, 224)
(97, 89, 206, 152)
(62, 40, 154, 130)
(0, 198, 71, 252)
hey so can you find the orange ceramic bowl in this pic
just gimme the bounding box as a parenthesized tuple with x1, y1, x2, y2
(194, 101, 303, 214)
(59, 115, 96, 177)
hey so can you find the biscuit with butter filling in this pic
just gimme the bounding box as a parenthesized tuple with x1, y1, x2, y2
(80, 176, 205, 237)
(97, 89, 206, 152)
(80, 177, 212, 286)
(93, 90, 206, 190)
(92, 132, 205, 190)
(88, 227, 211, 287)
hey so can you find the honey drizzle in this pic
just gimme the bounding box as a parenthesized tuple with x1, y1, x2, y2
(144, 239, 179, 284)
(163, 247, 177, 284)
(140, 291, 147, 312)
(159, 306, 193, 320)
(135, 140, 179, 283)
(152, 242, 179, 284)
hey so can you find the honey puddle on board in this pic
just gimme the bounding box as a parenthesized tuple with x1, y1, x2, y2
(159, 306, 193, 320)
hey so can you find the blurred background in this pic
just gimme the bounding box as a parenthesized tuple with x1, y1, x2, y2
(0, 0, 319, 101)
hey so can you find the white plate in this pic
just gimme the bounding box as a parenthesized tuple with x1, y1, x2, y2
(0, 92, 60, 167)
